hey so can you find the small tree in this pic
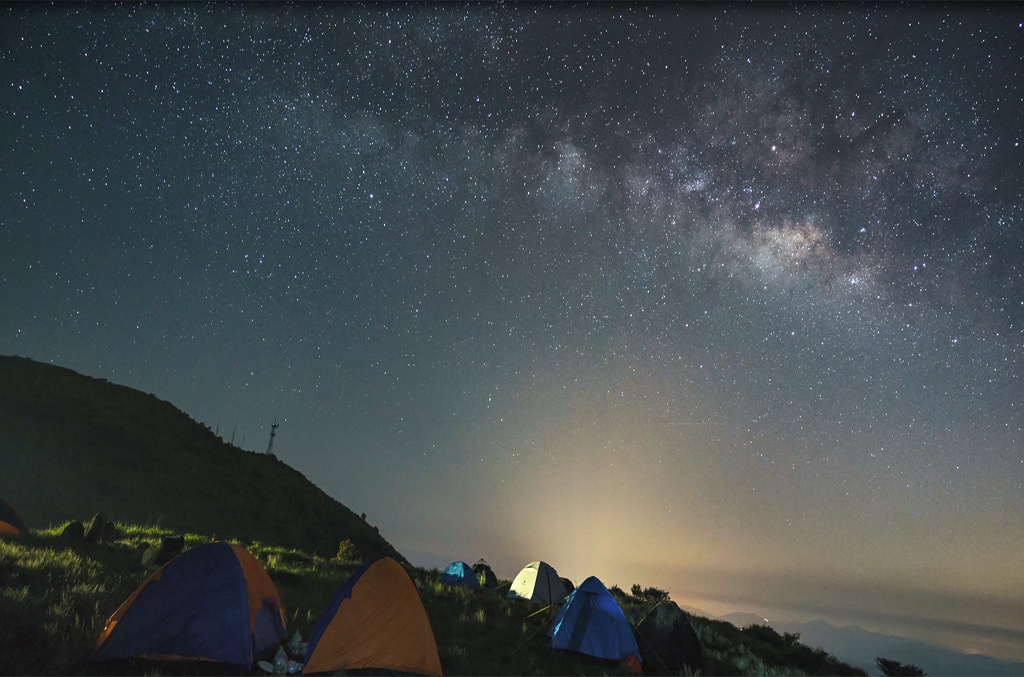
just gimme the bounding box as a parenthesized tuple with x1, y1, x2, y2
(876, 657, 927, 676)
(334, 538, 362, 562)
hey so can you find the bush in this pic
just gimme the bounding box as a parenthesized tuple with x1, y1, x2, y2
(877, 657, 927, 676)
(630, 583, 670, 605)
(333, 539, 361, 562)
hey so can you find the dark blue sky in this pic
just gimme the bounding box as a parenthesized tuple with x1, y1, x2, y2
(2, 3, 1022, 661)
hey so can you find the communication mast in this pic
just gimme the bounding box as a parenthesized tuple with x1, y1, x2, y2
(265, 418, 279, 455)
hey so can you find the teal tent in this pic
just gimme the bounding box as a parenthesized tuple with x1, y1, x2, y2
(439, 561, 480, 589)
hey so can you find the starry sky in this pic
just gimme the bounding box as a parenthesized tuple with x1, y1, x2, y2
(2, 2, 1023, 662)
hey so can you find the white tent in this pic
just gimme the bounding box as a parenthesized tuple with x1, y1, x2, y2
(507, 561, 567, 604)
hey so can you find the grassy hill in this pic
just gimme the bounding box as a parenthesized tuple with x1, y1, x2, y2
(0, 355, 401, 562)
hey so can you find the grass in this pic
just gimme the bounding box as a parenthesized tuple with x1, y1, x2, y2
(0, 525, 866, 676)
(0, 535, 129, 675)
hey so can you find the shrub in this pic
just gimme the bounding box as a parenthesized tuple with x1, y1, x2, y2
(877, 657, 927, 676)
(334, 539, 361, 562)
(630, 583, 670, 605)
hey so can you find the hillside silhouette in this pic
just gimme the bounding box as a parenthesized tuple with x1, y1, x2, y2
(0, 355, 402, 562)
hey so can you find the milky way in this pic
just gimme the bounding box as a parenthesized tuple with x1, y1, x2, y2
(2, 3, 1022, 659)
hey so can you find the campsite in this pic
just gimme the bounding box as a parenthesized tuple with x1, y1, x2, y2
(0, 356, 870, 676)
(1, 519, 868, 676)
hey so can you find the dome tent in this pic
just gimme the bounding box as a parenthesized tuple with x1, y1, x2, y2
(508, 560, 566, 604)
(549, 576, 640, 662)
(93, 542, 287, 668)
(472, 559, 498, 588)
(635, 601, 702, 675)
(439, 560, 480, 589)
(303, 557, 442, 675)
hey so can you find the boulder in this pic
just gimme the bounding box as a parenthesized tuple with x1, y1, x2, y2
(84, 513, 107, 543)
(141, 545, 161, 569)
(60, 520, 85, 544)
(141, 534, 185, 569)
(157, 534, 185, 562)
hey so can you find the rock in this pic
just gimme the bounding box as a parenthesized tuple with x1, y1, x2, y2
(158, 534, 185, 562)
(84, 513, 107, 543)
(60, 520, 85, 544)
(141, 534, 185, 569)
(141, 545, 160, 568)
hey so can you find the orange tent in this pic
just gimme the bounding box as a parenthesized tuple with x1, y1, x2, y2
(303, 557, 442, 675)
(0, 499, 27, 536)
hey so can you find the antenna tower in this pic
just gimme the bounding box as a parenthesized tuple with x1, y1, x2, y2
(265, 418, 279, 455)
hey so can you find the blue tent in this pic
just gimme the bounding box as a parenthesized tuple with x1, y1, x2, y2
(94, 542, 287, 667)
(549, 576, 640, 662)
(439, 560, 480, 589)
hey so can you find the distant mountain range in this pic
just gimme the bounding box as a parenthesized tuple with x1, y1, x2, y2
(718, 613, 1024, 676)
(0, 355, 403, 562)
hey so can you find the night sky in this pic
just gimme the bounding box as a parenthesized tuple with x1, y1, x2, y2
(2, 3, 1023, 661)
